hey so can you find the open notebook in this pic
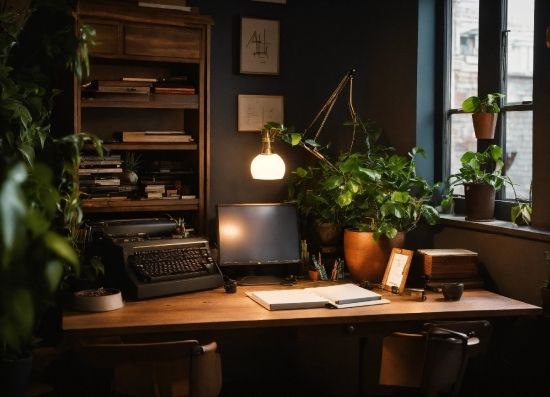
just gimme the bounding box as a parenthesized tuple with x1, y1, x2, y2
(246, 283, 390, 310)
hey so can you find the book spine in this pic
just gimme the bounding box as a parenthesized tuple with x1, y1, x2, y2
(138, 2, 193, 11)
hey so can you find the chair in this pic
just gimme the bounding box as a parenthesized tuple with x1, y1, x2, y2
(75, 340, 222, 397)
(379, 320, 491, 397)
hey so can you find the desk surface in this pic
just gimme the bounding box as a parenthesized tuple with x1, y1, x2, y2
(63, 280, 541, 338)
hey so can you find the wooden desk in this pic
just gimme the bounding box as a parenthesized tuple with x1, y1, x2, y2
(63, 281, 541, 396)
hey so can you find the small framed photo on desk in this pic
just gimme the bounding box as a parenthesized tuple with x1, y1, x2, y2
(381, 248, 414, 294)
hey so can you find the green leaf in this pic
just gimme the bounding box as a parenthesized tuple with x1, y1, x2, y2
(421, 205, 440, 225)
(290, 133, 302, 146)
(392, 191, 410, 203)
(44, 260, 64, 293)
(42, 231, 79, 267)
(336, 190, 353, 207)
(304, 139, 321, 148)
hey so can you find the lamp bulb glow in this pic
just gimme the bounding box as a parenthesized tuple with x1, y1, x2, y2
(251, 153, 285, 180)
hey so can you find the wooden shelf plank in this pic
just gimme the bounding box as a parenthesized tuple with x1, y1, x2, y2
(83, 143, 198, 151)
(81, 98, 199, 109)
(82, 198, 199, 213)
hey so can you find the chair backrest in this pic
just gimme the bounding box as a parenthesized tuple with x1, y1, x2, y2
(422, 320, 491, 356)
(380, 324, 483, 397)
(75, 340, 222, 397)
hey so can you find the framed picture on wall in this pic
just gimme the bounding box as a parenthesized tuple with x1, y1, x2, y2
(240, 17, 280, 75)
(238, 95, 284, 131)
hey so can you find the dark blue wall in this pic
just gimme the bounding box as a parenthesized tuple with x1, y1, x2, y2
(188, 0, 435, 240)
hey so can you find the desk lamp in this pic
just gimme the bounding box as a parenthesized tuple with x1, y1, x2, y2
(251, 68, 357, 180)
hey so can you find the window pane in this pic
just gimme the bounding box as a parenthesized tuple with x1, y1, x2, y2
(450, 113, 477, 195)
(451, 0, 479, 109)
(504, 110, 532, 200)
(506, 0, 534, 103)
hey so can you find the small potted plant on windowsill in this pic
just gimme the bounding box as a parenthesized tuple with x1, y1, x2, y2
(461, 93, 504, 139)
(447, 144, 511, 221)
(510, 180, 532, 226)
(440, 187, 455, 214)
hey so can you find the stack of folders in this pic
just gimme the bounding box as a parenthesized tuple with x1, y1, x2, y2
(246, 283, 390, 310)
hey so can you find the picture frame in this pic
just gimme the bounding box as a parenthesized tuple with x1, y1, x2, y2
(381, 248, 414, 295)
(240, 17, 280, 75)
(238, 95, 284, 132)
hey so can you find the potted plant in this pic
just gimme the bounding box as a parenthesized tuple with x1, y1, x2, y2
(461, 93, 504, 139)
(0, 0, 96, 392)
(121, 151, 142, 184)
(440, 187, 454, 214)
(510, 180, 532, 226)
(447, 144, 510, 221)
(269, 116, 440, 282)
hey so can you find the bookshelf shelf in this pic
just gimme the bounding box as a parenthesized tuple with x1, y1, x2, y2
(81, 95, 199, 109)
(83, 143, 198, 151)
(82, 198, 200, 213)
(74, 0, 212, 236)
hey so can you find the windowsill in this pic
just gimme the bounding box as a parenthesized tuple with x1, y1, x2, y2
(439, 213, 550, 243)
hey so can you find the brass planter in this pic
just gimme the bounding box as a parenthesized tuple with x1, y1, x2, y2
(343, 229, 405, 283)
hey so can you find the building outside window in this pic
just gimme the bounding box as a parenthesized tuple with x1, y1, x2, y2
(447, 0, 533, 201)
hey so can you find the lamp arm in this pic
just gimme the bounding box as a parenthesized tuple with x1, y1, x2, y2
(304, 68, 355, 143)
(298, 141, 340, 174)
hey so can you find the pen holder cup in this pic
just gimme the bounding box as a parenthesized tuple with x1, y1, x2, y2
(441, 283, 464, 301)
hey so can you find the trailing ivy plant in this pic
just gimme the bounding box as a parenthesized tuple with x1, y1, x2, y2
(0, 0, 98, 360)
(267, 116, 440, 241)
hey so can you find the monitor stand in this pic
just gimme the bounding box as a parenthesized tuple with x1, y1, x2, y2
(237, 275, 287, 286)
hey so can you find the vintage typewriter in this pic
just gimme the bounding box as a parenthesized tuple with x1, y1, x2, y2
(85, 218, 224, 300)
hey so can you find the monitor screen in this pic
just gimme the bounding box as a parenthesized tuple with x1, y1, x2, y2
(216, 203, 301, 267)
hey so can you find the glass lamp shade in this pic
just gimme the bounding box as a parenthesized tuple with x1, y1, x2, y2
(250, 153, 285, 180)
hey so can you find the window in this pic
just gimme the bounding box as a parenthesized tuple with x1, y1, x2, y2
(446, 0, 534, 201)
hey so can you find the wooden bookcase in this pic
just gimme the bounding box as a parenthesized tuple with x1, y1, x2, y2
(74, 0, 213, 236)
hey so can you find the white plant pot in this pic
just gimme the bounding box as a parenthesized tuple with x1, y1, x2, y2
(73, 288, 124, 312)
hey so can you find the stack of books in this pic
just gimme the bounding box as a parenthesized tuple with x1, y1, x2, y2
(140, 161, 193, 198)
(79, 155, 138, 200)
(413, 249, 484, 292)
(136, 0, 198, 13)
(82, 80, 152, 102)
(152, 76, 195, 96)
(79, 155, 122, 176)
(144, 184, 165, 199)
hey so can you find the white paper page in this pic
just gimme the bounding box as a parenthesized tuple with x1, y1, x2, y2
(386, 252, 409, 287)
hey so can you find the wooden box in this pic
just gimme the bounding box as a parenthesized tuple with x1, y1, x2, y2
(415, 249, 478, 279)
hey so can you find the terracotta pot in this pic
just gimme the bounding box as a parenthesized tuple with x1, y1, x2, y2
(472, 113, 497, 139)
(343, 229, 405, 283)
(464, 184, 496, 221)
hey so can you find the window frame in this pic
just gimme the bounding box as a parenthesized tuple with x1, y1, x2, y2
(441, 0, 534, 215)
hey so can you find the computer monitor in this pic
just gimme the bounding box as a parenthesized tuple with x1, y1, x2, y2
(216, 203, 302, 285)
